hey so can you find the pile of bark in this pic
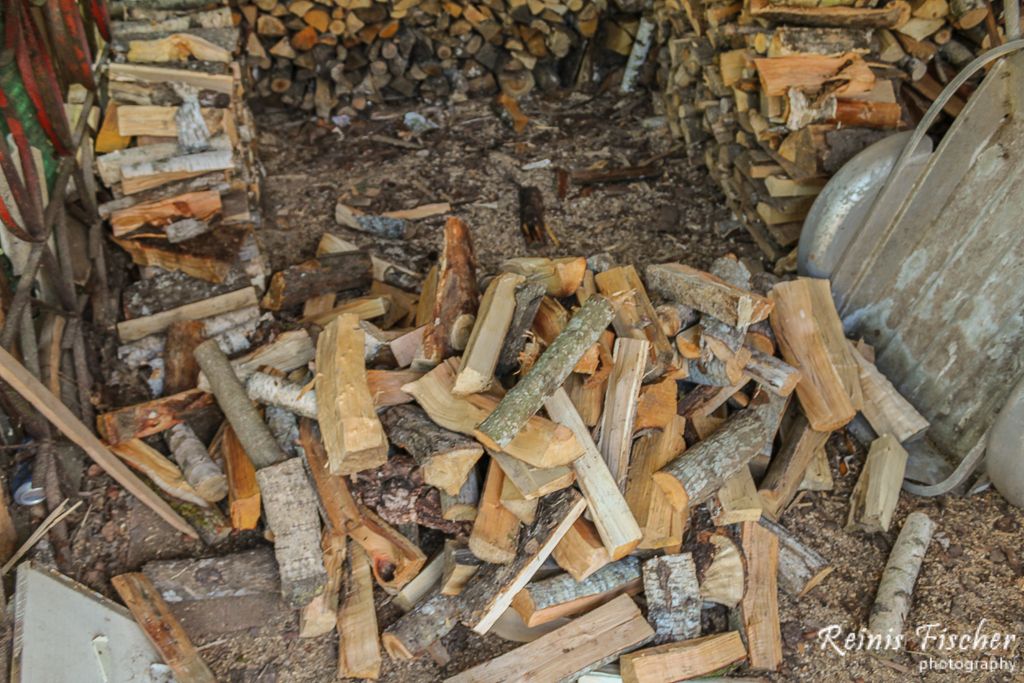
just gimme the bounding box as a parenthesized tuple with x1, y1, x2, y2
(239, 0, 654, 114)
(654, 0, 999, 262)
(92, 191, 939, 678)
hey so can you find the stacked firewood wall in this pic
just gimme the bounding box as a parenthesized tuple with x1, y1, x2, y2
(654, 0, 998, 262)
(238, 0, 651, 114)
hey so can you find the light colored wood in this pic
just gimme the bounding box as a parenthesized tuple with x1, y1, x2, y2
(300, 531, 346, 637)
(552, 517, 610, 581)
(594, 265, 676, 375)
(441, 540, 481, 596)
(418, 217, 479, 367)
(127, 33, 232, 63)
(754, 52, 874, 97)
(501, 256, 587, 297)
(805, 278, 862, 410)
(620, 632, 747, 683)
(165, 423, 226, 503)
(392, 553, 445, 612)
(338, 542, 382, 680)
(219, 424, 261, 530)
(633, 377, 678, 432)
(454, 272, 525, 395)
(116, 105, 226, 138)
(0, 346, 196, 537)
(511, 556, 641, 627)
(117, 287, 257, 342)
(847, 434, 908, 533)
(759, 415, 830, 520)
(739, 521, 782, 671)
(625, 418, 686, 550)
(646, 263, 773, 328)
(109, 439, 209, 508)
(799, 446, 834, 492)
(769, 279, 856, 431)
(710, 466, 763, 525)
(544, 389, 641, 559)
(97, 389, 214, 444)
(111, 573, 215, 682)
(469, 459, 521, 564)
(315, 314, 389, 474)
(851, 342, 929, 443)
(447, 594, 653, 683)
(108, 63, 235, 95)
(868, 511, 934, 638)
(197, 329, 315, 392)
(598, 338, 649, 490)
(699, 533, 745, 607)
(489, 450, 575, 499)
(304, 295, 391, 326)
(500, 476, 538, 524)
(96, 102, 132, 153)
(380, 404, 481, 496)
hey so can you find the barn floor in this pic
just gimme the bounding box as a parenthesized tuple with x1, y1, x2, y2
(64, 91, 1024, 682)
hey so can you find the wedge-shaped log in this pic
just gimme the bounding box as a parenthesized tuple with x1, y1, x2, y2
(645, 263, 773, 328)
(598, 338, 649, 489)
(850, 342, 929, 443)
(552, 517, 610, 581)
(511, 556, 641, 627)
(315, 314, 389, 475)
(381, 404, 482, 496)
(469, 458, 521, 564)
(300, 532, 346, 638)
(759, 414, 830, 520)
(454, 272, 524, 395)
(338, 542, 382, 680)
(98, 389, 215, 444)
(619, 631, 747, 683)
(441, 539, 482, 596)
(109, 439, 209, 508)
(501, 256, 587, 297)
(594, 265, 676, 376)
(418, 216, 479, 367)
(761, 519, 834, 598)
(847, 434, 908, 533)
(110, 189, 221, 236)
(448, 594, 653, 682)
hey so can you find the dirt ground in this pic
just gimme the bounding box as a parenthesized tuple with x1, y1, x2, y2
(51, 91, 1024, 682)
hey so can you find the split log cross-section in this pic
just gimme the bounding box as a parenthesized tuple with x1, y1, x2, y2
(315, 314, 389, 475)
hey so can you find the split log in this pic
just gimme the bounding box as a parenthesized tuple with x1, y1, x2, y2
(761, 519, 833, 598)
(477, 294, 616, 449)
(111, 573, 216, 683)
(315, 314, 389, 475)
(645, 263, 773, 328)
(501, 256, 587, 298)
(739, 521, 782, 671)
(392, 553, 445, 612)
(709, 467, 763, 525)
(850, 344, 929, 443)
(469, 458, 521, 564)
(317, 233, 421, 292)
(441, 468, 480, 522)
(126, 33, 233, 63)
(110, 189, 222, 236)
(401, 359, 582, 470)
(745, 349, 801, 396)
(800, 446, 834, 492)
(109, 438, 210, 508)
(300, 531, 346, 638)
(642, 553, 701, 643)
(495, 280, 546, 377)
(847, 434, 908, 533)
(458, 488, 586, 634)
(163, 320, 205, 395)
(552, 517, 610, 581)
(260, 252, 372, 311)
(454, 272, 525, 395)
(619, 632, 747, 683)
(633, 377, 679, 432)
(255, 457, 328, 607)
(193, 340, 283, 469)
(500, 476, 537, 524)
(245, 372, 317, 418)
(117, 287, 257, 342)
(219, 424, 260, 530)
(625, 419, 686, 550)
(489, 449, 575, 500)
(447, 594, 654, 683)
(299, 419, 426, 592)
(441, 540, 482, 596)
(197, 329, 315, 392)
(165, 422, 227, 503)
(97, 389, 215, 444)
(769, 279, 856, 431)
(383, 590, 462, 660)
(544, 389, 642, 559)
(338, 542, 382, 680)
(381, 404, 482, 496)
(512, 556, 642, 628)
(418, 217, 479, 367)
(867, 511, 934, 638)
(758, 414, 830, 520)
(598, 338, 649, 489)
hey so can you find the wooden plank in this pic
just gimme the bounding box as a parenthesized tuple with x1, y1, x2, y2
(739, 521, 782, 671)
(619, 632, 747, 683)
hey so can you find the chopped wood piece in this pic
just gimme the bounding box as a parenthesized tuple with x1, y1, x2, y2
(383, 590, 462, 660)
(300, 531, 346, 637)
(220, 424, 261, 530)
(111, 573, 216, 683)
(98, 389, 215, 445)
(759, 415, 830, 520)
(117, 287, 258, 342)
(381, 404, 483, 495)
(315, 314, 389, 475)
(710, 467, 763, 525)
(477, 294, 616, 449)
(642, 553, 701, 643)
(193, 340, 283, 470)
(633, 376, 679, 433)
(454, 272, 525, 395)
(746, 349, 802, 397)
(544, 389, 642, 559)
(441, 540, 482, 596)
(459, 488, 586, 634)
(163, 320, 205, 395)
(868, 511, 934, 638)
(402, 359, 582, 469)
(754, 53, 875, 97)
(625, 418, 686, 550)
(255, 457, 327, 607)
(761, 519, 833, 598)
(594, 265, 676, 377)
(441, 468, 480, 522)
(392, 553, 445, 612)
(847, 434, 908, 533)
(260, 252, 372, 311)
(110, 189, 222, 236)
(598, 338, 649, 489)
(489, 450, 575, 499)
(447, 594, 654, 682)
(109, 438, 209, 508)
(300, 419, 426, 592)
(338, 542, 382, 680)
(495, 280, 546, 377)
(697, 533, 745, 607)
(619, 631, 747, 683)
(800, 446, 834, 492)
(850, 344, 929, 443)
(501, 256, 587, 297)
(645, 263, 773, 328)
(469, 458, 521, 564)
(165, 422, 226, 503)
(769, 279, 856, 431)
(511, 556, 641, 627)
(552, 517, 610, 581)
(500, 476, 538, 524)
(418, 217, 479, 367)
(739, 521, 782, 671)
(197, 329, 315, 392)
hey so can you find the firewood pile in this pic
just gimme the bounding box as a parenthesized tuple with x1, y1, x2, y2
(94, 178, 938, 678)
(653, 0, 998, 261)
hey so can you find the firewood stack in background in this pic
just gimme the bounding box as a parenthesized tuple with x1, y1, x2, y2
(653, 0, 999, 263)
(236, 0, 652, 114)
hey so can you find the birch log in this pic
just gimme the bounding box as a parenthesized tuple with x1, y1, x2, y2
(868, 511, 934, 639)
(165, 422, 227, 503)
(642, 553, 701, 643)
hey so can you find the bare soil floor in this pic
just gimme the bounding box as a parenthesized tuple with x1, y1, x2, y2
(61, 92, 1024, 682)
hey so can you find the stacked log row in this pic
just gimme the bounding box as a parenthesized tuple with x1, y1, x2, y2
(654, 0, 994, 262)
(238, 0, 649, 114)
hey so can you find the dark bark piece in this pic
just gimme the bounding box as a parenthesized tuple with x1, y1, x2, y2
(122, 268, 248, 319)
(97, 389, 216, 444)
(163, 320, 205, 395)
(382, 590, 462, 660)
(518, 185, 549, 247)
(260, 251, 373, 311)
(495, 280, 546, 377)
(418, 216, 479, 367)
(642, 553, 701, 643)
(381, 404, 483, 496)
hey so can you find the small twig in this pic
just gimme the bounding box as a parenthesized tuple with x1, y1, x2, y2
(1, 498, 82, 575)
